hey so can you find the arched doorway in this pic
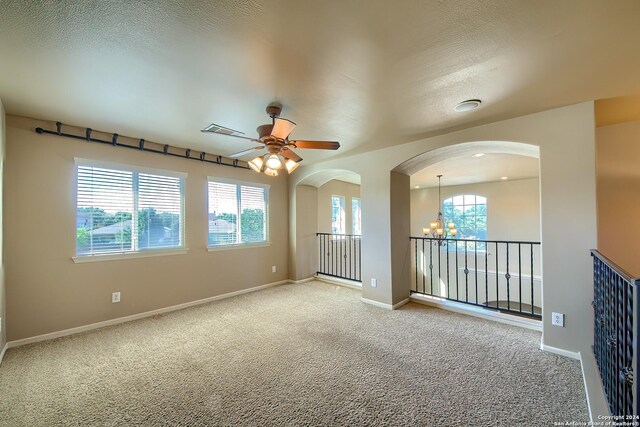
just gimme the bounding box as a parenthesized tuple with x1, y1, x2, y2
(290, 169, 362, 283)
(394, 141, 543, 321)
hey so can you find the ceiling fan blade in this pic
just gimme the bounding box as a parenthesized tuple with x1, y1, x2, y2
(271, 118, 296, 140)
(228, 146, 264, 158)
(281, 147, 303, 162)
(290, 140, 340, 150)
(201, 125, 260, 143)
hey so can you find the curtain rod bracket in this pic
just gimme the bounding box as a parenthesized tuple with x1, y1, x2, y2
(56, 122, 62, 135)
(163, 144, 169, 155)
(200, 152, 205, 161)
(112, 133, 118, 146)
(139, 139, 144, 149)
(86, 128, 92, 141)
(186, 149, 191, 159)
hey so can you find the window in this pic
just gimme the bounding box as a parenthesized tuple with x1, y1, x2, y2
(442, 195, 487, 241)
(352, 198, 361, 235)
(76, 161, 185, 257)
(208, 178, 268, 247)
(331, 195, 345, 234)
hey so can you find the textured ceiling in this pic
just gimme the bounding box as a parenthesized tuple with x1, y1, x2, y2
(1, 1, 640, 163)
(411, 153, 539, 188)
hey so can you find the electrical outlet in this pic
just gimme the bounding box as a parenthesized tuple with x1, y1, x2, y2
(112, 292, 121, 303)
(371, 278, 377, 288)
(552, 312, 564, 327)
(272, 265, 277, 273)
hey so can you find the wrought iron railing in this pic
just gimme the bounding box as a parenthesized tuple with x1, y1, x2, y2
(592, 250, 640, 416)
(410, 237, 542, 319)
(317, 233, 361, 282)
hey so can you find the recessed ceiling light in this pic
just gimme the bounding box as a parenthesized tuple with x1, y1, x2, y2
(501, 176, 509, 180)
(472, 153, 485, 158)
(454, 99, 482, 112)
(414, 185, 420, 189)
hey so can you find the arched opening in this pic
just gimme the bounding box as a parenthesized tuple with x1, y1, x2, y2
(291, 169, 362, 283)
(395, 141, 543, 320)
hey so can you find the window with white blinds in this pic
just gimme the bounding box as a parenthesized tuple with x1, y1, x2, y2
(208, 178, 268, 247)
(76, 161, 185, 257)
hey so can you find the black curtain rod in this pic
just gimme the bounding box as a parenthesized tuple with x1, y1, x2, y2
(35, 122, 250, 170)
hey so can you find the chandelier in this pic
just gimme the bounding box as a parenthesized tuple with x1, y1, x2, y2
(423, 174, 457, 240)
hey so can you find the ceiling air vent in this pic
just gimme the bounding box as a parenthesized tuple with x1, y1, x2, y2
(201, 123, 245, 136)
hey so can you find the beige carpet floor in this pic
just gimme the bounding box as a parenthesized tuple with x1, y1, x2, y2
(0, 281, 588, 426)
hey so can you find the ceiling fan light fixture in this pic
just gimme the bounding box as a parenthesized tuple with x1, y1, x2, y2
(248, 156, 264, 173)
(265, 153, 283, 169)
(285, 159, 300, 174)
(264, 168, 278, 177)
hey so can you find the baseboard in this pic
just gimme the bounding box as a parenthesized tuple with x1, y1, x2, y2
(392, 298, 410, 309)
(288, 277, 316, 284)
(580, 352, 593, 422)
(315, 275, 362, 290)
(360, 297, 409, 310)
(539, 342, 580, 360)
(6, 279, 290, 349)
(410, 294, 542, 332)
(579, 349, 611, 420)
(0, 343, 7, 366)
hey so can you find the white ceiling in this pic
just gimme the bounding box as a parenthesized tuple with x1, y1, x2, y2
(410, 153, 539, 188)
(1, 1, 639, 164)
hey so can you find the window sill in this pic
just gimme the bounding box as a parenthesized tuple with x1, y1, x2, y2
(207, 242, 271, 252)
(72, 248, 188, 263)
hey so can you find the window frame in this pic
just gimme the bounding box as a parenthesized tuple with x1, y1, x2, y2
(73, 158, 187, 263)
(442, 193, 487, 251)
(351, 197, 361, 236)
(206, 176, 270, 250)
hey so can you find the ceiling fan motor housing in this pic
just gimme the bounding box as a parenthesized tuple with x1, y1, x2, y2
(265, 104, 282, 119)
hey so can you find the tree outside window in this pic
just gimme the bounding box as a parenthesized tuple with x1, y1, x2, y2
(442, 195, 487, 250)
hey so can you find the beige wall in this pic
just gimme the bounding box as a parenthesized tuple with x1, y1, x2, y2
(410, 178, 541, 241)
(4, 115, 289, 341)
(0, 100, 5, 352)
(290, 185, 318, 280)
(596, 120, 640, 276)
(595, 95, 640, 127)
(390, 172, 411, 303)
(317, 179, 361, 234)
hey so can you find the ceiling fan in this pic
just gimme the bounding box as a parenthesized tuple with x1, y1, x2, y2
(201, 104, 340, 176)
